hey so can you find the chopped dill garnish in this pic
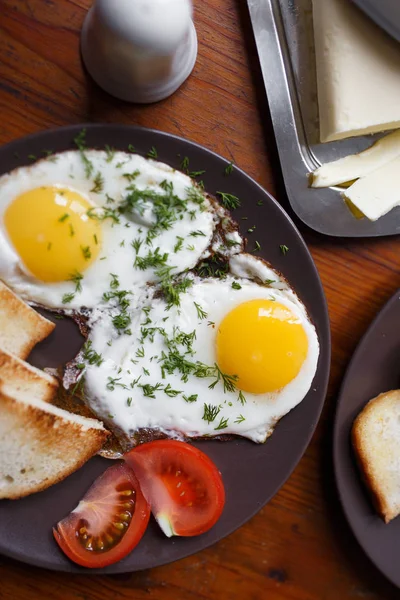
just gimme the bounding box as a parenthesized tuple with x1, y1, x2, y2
(194, 301, 207, 320)
(280, 244, 289, 255)
(110, 273, 119, 289)
(164, 384, 182, 397)
(189, 230, 206, 237)
(183, 394, 198, 403)
(224, 162, 234, 175)
(123, 170, 140, 182)
(74, 129, 93, 178)
(189, 169, 206, 178)
(135, 247, 168, 270)
(112, 311, 132, 334)
(180, 156, 190, 172)
(128, 144, 136, 153)
(82, 340, 103, 366)
(147, 146, 158, 159)
(131, 238, 142, 255)
(174, 236, 184, 253)
(203, 403, 221, 423)
(62, 292, 75, 304)
(238, 390, 246, 405)
(234, 414, 246, 424)
(140, 382, 163, 398)
(87, 206, 120, 225)
(216, 191, 241, 209)
(252, 241, 261, 253)
(232, 281, 241, 290)
(68, 271, 83, 293)
(81, 245, 91, 260)
(214, 416, 229, 431)
(58, 213, 69, 223)
(209, 363, 238, 393)
(105, 145, 116, 162)
(91, 172, 104, 193)
(107, 376, 128, 391)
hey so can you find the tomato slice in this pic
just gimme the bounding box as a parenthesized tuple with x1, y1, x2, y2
(53, 463, 150, 568)
(124, 440, 225, 537)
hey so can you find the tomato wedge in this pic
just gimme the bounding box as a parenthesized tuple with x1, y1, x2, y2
(124, 440, 225, 537)
(53, 463, 150, 568)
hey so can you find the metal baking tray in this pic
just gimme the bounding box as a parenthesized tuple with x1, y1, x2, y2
(247, 0, 400, 237)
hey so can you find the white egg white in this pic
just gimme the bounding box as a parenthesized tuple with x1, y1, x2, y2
(0, 150, 229, 309)
(81, 255, 320, 444)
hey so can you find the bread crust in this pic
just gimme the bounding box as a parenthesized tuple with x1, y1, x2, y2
(0, 348, 58, 403)
(0, 387, 109, 499)
(352, 390, 400, 523)
(0, 281, 55, 359)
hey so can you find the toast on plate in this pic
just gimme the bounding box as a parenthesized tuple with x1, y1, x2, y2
(352, 389, 400, 523)
(0, 348, 58, 402)
(0, 381, 109, 500)
(0, 281, 55, 359)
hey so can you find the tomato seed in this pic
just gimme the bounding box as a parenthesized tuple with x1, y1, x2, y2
(85, 538, 93, 550)
(118, 512, 131, 521)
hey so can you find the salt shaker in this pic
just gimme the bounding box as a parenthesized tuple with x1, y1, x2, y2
(81, 0, 197, 103)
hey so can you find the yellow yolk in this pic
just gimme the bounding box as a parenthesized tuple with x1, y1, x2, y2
(4, 186, 102, 282)
(216, 299, 308, 394)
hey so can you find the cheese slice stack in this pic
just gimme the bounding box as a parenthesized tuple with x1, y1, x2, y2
(313, 0, 400, 143)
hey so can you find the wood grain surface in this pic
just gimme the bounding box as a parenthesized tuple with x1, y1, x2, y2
(1, 1, 400, 598)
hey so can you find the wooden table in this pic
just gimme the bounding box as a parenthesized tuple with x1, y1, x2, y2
(1, 1, 399, 598)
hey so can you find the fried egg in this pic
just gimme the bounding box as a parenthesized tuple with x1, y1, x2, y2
(0, 149, 231, 310)
(81, 254, 319, 444)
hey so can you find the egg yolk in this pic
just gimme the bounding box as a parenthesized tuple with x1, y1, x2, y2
(4, 186, 102, 282)
(216, 299, 308, 394)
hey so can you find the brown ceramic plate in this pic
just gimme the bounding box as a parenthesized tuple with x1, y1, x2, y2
(0, 124, 330, 573)
(334, 290, 400, 588)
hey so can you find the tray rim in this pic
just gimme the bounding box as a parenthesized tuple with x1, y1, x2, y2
(246, 0, 400, 238)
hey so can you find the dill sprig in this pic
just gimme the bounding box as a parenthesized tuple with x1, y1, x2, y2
(147, 146, 158, 159)
(208, 363, 238, 393)
(105, 145, 116, 163)
(81, 246, 91, 260)
(194, 301, 207, 320)
(216, 191, 241, 209)
(214, 416, 229, 430)
(224, 162, 234, 176)
(82, 340, 103, 366)
(203, 403, 221, 423)
(91, 172, 104, 193)
(74, 129, 93, 179)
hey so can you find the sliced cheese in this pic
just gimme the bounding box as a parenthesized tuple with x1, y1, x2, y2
(343, 156, 400, 221)
(310, 130, 400, 187)
(312, 0, 400, 143)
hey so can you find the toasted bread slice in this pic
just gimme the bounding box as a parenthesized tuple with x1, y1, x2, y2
(0, 382, 109, 499)
(0, 281, 55, 359)
(352, 390, 400, 523)
(0, 348, 58, 403)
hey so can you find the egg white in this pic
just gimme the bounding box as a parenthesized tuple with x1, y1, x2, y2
(0, 150, 221, 309)
(82, 255, 320, 443)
